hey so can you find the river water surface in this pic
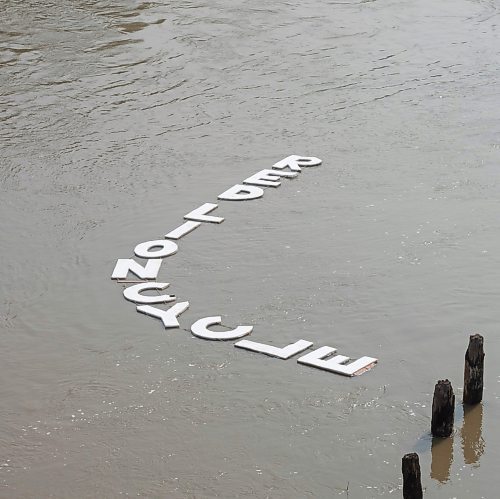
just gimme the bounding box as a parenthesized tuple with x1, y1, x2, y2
(1, 0, 500, 497)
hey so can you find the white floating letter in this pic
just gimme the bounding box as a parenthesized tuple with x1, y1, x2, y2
(184, 203, 224, 224)
(123, 282, 176, 304)
(165, 220, 201, 240)
(191, 316, 253, 341)
(218, 184, 264, 201)
(273, 155, 322, 172)
(244, 169, 298, 188)
(297, 346, 377, 376)
(137, 302, 189, 328)
(134, 240, 178, 259)
(111, 258, 162, 280)
(234, 339, 313, 359)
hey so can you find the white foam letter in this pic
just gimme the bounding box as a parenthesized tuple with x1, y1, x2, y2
(111, 258, 162, 280)
(273, 155, 322, 172)
(191, 316, 252, 341)
(184, 203, 224, 224)
(244, 169, 298, 188)
(123, 282, 176, 304)
(235, 339, 313, 359)
(297, 346, 377, 376)
(137, 302, 190, 328)
(134, 240, 178, 258)
(218, 184, 264, 201)
(165, 221, 201, 240)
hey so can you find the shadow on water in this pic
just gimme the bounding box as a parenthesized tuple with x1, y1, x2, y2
(428, 402, 484, 483)
(461, 403, 485, 466)
(412, 430, 453, 482)
(430, 435, 454, 483)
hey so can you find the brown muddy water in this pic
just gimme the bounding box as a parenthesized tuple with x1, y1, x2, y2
(1, 0, 500, 497)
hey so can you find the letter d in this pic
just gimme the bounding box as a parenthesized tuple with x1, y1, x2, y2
(218, 184, 264, 201)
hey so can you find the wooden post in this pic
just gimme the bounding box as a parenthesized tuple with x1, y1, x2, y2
(431, 379, 455, 437)
(402, 453, 423, 499)
(463, 334, 484, 405)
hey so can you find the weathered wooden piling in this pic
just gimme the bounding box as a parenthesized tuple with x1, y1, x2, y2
(463, 333, 484, 405)
(431, 379, 455, 437)
(402, 453, 423, 499)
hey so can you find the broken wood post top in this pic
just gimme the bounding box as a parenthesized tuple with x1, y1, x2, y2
(465, 334, 484, 362)
(402, 453, 423, 499)
(431, 379, 455, 438)
(434, 379, 454, 401)
(464, 333, 485, 405)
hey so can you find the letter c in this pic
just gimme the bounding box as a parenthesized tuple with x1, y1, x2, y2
(191, 316, 253, 340)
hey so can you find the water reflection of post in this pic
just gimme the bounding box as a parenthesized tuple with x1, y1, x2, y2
(430, 436, 453, 483)
(461, 403, 485, 466)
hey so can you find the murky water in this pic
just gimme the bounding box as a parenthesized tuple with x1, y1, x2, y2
(1, 0, 500, 496)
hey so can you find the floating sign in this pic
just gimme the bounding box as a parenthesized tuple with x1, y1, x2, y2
(111, 155, 377, 377)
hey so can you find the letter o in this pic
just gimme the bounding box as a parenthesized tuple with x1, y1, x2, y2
(134, 240, 178, 258)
